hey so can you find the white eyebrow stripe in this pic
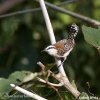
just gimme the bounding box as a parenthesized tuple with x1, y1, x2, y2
(46, 45, 55, 50)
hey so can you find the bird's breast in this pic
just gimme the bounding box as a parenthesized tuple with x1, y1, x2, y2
(63, 48, 73, 57)
(47, 48, 57, 56)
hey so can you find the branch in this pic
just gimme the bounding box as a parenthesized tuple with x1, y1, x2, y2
(35, 0, 100, 26)
(37, 61, 63, 87)
(38, 0, 81, 98)
(37, 62, 80, 99)
(10, 84, 47, 100)
(0, 8, 40, 18)
(0, 0, 76, 18)
(57, 0, 77, 6)
(38, 0, 56, 44)
(37, 61, 45, 71)
(0, 0, 100, 26)
(37, 77, 63, 87)
(38, 0, 66, 77)
(44, 1, 100, 26)
(51, 72, 80, 99)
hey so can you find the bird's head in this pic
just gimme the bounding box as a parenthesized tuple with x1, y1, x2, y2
(41, 45, 57, 56)
(68, 23, 79, 38)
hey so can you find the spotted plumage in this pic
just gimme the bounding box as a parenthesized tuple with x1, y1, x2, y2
(53, 39, 74, 57)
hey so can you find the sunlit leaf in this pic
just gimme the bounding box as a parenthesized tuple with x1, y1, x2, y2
(82, 25, 100, 50)
(0, 78, 12, 99)
(8, 71, 34, 83)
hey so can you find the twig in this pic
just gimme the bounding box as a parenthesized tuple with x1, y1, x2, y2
(86, 82, 94, 96)
(46, 82, 63, 100)
(0, 0, 75, 18)
(0, 8, 41, 18)
(37, 61, 63, 99)
(37, 61, 45, 71)
(37, 61, 63, 86)
(10, 84, 47, 100)
(37, 77, 63, 87)
(37, 61, 80, 99)
(37, 76, 63, 100)
(57, 0, 77, 6)
(35, 0, 100, 26)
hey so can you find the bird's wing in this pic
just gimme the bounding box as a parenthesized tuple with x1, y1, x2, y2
(53, 39, 74, 56)
(53, 39, 65, 49)
(53, 39, 74, 50)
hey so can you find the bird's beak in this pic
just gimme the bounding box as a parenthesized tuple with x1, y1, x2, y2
(41, 49, 46, 52)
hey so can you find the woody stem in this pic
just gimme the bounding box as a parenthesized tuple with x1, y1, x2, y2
(39, 0, 66, 77)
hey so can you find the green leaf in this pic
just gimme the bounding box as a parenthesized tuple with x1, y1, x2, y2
(8, 71, 35, 83)
(82, 25, 100, 49)
(78, 92, 89, 100)
(0, 78, 12, 99)
(0, 71, 37, 99)
(61, 91, 73, 100)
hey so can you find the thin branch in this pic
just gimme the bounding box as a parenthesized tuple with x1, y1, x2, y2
(0, 0, 100, 26)
(39, 0, 56, 44)
(37, 77, 63, 87)
(37, 62, 63, 99)
(48, 85, 63, 100)
(36, 0, 100, 26)
(57, 0, 77, 6)
(37, 76, 63, 100)
(37, 61, 63, 87)
(0, 8, 41, 18)
(37, 61, 81, 99)
(0, 0, 76, 18)
(44, 1, 100, 26)
(37, 61, 45, 71)
(38, 1, 81, 98)
(10, 84, 47, 100)
(51, 72, 80, 99)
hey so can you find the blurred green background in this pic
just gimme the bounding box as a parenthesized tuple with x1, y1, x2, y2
(0, 0, 100, 99)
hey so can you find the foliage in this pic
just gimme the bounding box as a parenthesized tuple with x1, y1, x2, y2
(0, 71, 37, 99)
(82, 25, 100, 52)
(78, 92, 89, 100)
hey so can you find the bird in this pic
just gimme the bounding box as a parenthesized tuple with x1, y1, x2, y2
(42, 23, 79, 66)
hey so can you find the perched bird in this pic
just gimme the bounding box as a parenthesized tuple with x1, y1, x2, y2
(42, 23, 79, 65)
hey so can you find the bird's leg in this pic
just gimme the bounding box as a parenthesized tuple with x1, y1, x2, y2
(61, 57, 66, 65)
(57, 57, 66, 67)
